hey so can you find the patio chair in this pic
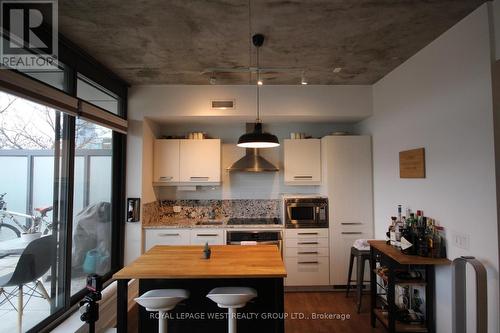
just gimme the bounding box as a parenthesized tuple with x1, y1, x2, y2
(0, 236, 55, 332)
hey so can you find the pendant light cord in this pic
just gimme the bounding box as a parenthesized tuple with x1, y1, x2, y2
(248, 0, 252, 85)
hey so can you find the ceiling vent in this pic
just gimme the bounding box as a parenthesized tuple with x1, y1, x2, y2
(211, 99, 235, 110)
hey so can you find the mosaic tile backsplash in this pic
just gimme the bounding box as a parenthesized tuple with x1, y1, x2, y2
(142, 199, 281, 226)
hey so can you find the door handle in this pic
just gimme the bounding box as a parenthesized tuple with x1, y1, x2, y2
(190, 177, 209, 181)
(298, 232, 318, 235)
(298, 242, 319, 245)
(298, 261, 319, 264)
(341, 232, 363, 235)
(293, 175, 313, 179)
(341, 222, 363, 225)
(298, 251, 319, 255)
(158, 233, 180, 237)
(159, 176, 173, 181)
(196, 234, 219, 237)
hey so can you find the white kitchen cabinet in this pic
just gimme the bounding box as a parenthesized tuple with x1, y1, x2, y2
(284, 228, 330, 286)
(190, 229, 224, 245)
(153, 139, 221, 186)
(284, 139, 321, 185)
(321, 135, 373, 286)
(153, 139, 180, 183)
(144, 228, 191, 251)
(179, 139, 221, 183)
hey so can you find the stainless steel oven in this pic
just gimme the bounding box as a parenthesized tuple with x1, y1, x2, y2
(284, 196, 328, 228)
(226, 230, 283, 257)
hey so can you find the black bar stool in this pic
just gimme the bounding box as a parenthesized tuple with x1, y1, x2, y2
(346, 246, 371, 313)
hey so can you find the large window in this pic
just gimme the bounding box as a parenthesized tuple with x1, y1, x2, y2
(0, 66, 126, 332)
(0, 92, 67, 332)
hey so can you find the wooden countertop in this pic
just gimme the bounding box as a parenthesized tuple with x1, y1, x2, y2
(368, 240, 451, 265)
(113, 245, 287, 280)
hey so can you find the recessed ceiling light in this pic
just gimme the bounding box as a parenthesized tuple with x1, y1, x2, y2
(333, 67, 342, 73)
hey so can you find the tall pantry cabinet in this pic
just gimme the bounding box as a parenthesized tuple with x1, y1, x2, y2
(321, 135, 374, 286)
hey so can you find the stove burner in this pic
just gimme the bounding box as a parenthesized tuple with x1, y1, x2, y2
(227, 217, 281, 225)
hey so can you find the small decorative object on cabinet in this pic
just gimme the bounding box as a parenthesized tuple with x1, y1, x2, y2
(369, 240, 450, 333)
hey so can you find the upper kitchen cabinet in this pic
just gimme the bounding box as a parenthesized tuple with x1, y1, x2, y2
(180, 139, 221, 183)
(284, 139, 321, 185)
(154, 139, 180, 183)
(153, 139, 221, 186)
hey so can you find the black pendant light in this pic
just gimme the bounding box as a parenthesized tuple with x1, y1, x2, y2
(237, 34, 280, 149)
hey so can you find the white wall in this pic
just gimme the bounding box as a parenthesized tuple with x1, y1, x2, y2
(357, 4, 499, 332)
(493, 0, 500, 61)
(128, 85, 372, 123)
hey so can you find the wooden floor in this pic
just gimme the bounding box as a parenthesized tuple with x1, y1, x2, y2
(285, 291, 385, 333)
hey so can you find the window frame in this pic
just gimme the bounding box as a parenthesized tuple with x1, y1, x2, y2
(0, 33, 127, 333)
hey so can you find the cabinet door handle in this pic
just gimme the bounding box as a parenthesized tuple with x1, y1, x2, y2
(298, 232, 318, 235)
(293, 175, 313, 179)
(158, 233, 180, 237)
(341, 222, 363, 225)
(196, 234, 219, 237)
(341, 232, 363, 235)
(190, 176, 209, 181)
(298, 261, 319, 264)
(159, 176, 173, 181)
(298, 251, 318, 255)
(298, 241, 319, 245)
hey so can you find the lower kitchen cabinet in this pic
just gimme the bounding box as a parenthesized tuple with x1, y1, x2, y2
(144, 228, 225, 251)
(190, 229, 224, 245)
(145, 229, 191, 251)
(284, 228, 330, 286)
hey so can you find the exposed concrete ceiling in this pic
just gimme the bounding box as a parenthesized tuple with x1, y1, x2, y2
(58, 0, 486, 85)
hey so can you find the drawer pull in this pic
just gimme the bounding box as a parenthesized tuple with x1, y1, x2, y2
(196, 234, 219, 237)
(298, 241, 319, 245)
(293, 175, 313, 179)
(158, 233, 180, 237)
(341, 232, 363, 235)
(298, 251, 318, 255)
(298, 232, 318, 235)
(298, 261, 319, 264)
(159, 176, 173, 181)
(190, 176, 209, 181)
(341, 222, 363, 225)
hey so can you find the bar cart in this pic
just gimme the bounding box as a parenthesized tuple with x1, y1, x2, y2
(368, 241, 451, 333)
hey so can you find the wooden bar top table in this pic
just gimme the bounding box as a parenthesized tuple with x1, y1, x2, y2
(113, 245, 287, 333)
(368, 240, 451, 333)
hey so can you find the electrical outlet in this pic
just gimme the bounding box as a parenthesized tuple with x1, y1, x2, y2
(173, 206, 181, 213)
(451, 231, 470, 250)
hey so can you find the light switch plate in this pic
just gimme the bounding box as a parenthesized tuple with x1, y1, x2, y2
(451, 231, 470, 250)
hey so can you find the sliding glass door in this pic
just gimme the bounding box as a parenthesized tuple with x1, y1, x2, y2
(0, 90, 67, 332)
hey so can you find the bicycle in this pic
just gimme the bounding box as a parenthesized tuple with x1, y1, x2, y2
(0, 193, 53, 240)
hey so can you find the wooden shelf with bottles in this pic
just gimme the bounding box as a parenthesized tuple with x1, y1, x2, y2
(369, 240, 451, 333)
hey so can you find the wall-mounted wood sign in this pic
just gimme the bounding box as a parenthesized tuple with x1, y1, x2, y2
(399, 148, 425, 178)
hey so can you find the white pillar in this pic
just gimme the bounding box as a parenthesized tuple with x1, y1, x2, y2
(228, 307, 237, 333)
(158, 310, 168, 333)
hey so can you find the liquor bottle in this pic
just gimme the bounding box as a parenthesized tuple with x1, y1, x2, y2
(417, 217, 429, 257)
(426, 219, 434, 258)
(389, 216, 397, 246)
(401, 216, 415, 255)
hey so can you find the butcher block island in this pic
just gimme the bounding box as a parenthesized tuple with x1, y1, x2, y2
(114, 245, 287, 333)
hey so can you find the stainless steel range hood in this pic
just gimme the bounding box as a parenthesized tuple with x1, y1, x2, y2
(227, 123, 279, 172)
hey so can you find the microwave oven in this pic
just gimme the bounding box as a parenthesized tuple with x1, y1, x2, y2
(284, 196, 329, 228)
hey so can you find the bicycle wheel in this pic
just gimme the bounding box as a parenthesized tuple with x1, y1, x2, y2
(0, 223, 21, 241)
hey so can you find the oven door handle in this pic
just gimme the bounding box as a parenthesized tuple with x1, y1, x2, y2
(228, 241, 280, 245)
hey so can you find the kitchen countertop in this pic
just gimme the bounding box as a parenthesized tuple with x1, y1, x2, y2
(113, 245, 287, 279)
(142, 217, 285, 229)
